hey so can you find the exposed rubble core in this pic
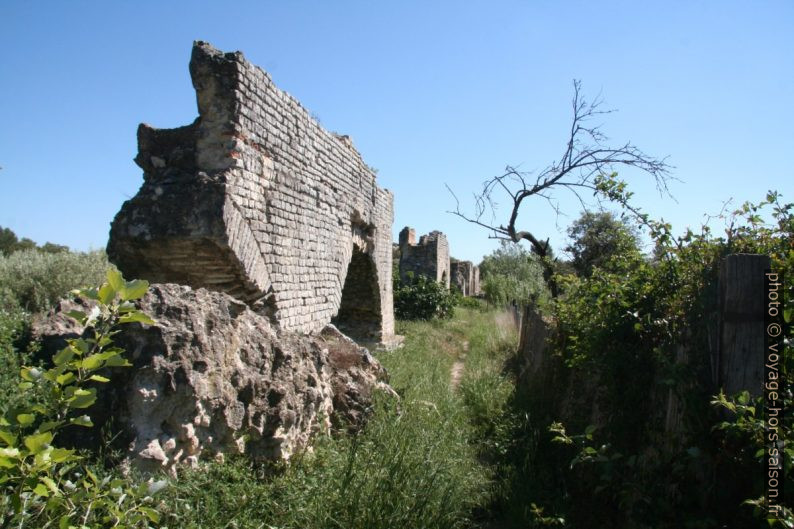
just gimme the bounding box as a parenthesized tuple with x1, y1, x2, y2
(108, 41, 395, 345)
(397, 227, 451, 288)
(33, 285, 389, 475)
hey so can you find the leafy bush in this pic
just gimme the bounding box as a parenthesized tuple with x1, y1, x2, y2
(394, 273, 455, 320)
(0, 306, 31, 416)
(457, 295, 485, 311)
(0, 269, 161, 528)
(506, 191, 793, 528)
(564, 210, 641, 277)
(0, 248, 111, 313)
(479, 241, 549, 306)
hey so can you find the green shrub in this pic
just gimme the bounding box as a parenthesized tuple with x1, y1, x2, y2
(0, 249, 111, 313)
(394, 274, 455, 320)
(0, 306, 30, 416)
(506, 192, 794, 528)
(564, 210, 641, 277)
(457, 295, 485, 311)
(0, 269, 160, 528)
(479, 241, 549, 306)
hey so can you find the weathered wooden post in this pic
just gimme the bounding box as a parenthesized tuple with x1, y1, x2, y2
(717, 253, 770, 396)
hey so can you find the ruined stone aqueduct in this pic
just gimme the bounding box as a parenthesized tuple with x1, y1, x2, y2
(109, 41, 478, 350)
(37, 42, 482, 471)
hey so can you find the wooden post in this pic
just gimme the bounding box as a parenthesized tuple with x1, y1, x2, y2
(718, 254, 770, 397)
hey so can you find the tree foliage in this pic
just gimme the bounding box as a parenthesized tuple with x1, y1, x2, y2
(394, 273, 455, 320)
(479, 241, 549, 306)
(565, 211, 641, 277)
(0, 226, 68, 257)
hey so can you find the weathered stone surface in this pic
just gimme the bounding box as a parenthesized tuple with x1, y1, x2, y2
(32, 284, 389, 474)
(108, 41, 395, 345)
(450, 259, 480, 296)
(397, 227, 451, 288)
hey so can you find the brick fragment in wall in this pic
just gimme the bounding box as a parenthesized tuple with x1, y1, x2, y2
(108, 41, 395, 344)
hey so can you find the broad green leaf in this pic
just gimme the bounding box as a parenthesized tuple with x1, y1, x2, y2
(89, 375, 110, 383)
(33, 483, 50, 497)
(69, 338, 90, 355)
(41, 476, 60, 495)
(68, 389, 96, 409)
(53, 347, 75, 367)
(118, 311, 156, 325)
(0, 429, 16, 446)
(80, 354, 105, 371)
(18, 382, 33, 391)
(0, 456, 14, 468)
(50, 447, 75, 463)
(118, 301, 137, 313)
(141, 506, 160, 523)
(107, 268, 124, 293)
(98, 283, 115, 305)
(121, 279, 149, 301)
(16, 413, 35, 426)
(59, 514, 71, 529)
(104, 355, 131, 367)
(20, 367, 41, 381)
(38, 421, 59, 433)
(56, 372, 76, 386)
(24, 431, 53, 454)
(70, 415, 93, 428)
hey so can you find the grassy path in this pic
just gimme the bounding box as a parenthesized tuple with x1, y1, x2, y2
(449, 340, 467, 390)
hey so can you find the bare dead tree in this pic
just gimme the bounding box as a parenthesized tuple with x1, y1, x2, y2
(448, 80, 673, 296)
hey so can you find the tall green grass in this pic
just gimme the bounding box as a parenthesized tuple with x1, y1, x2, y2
(160, 308, 519, 529)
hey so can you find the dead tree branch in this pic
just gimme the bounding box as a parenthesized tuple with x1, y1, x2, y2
(448, 80, 674, 296)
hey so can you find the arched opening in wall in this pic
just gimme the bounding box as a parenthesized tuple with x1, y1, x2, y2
(441, 270, 448, 286)
(332, 244, 382, 343)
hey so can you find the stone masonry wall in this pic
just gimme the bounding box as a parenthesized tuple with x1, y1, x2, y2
(397, 227, 450, 288)
(450, 260, 479, 296)
(108, 41, 395, 343)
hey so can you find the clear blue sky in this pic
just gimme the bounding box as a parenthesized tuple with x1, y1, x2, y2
(1, 1, 792, 263)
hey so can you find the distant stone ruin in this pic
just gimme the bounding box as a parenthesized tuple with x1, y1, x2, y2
(397, 227, 451, 288)
(450, 259, 480, 296)
(108, 41, 395, 345)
